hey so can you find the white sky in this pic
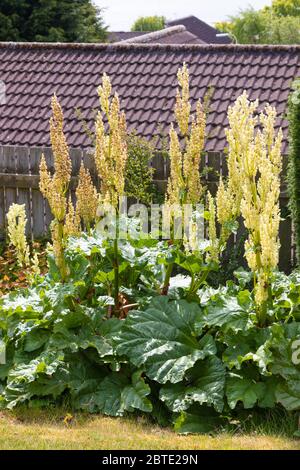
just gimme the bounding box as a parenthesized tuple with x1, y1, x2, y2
(97, 0, 272, 31)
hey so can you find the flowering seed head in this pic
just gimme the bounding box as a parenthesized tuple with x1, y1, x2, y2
(207, 193, 219, 263)
(175, 63, 191, 136)
(76, 163, 99, 227)
(95, 74, 128, 207)
(226, 92, 283, 307)
(64, 197, 81, 238)
(166, 66, 206, 207)
(167, 124, 184, 205)
(49, 95, 71, 192)
(98, 72, 112, 117)
(6, 203, 30, 267)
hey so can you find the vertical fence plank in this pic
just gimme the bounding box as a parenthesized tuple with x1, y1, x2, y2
(71, 148, 83, 177)
(3, 146, 17, 215)
(220, 152, 228, 178)
(83, 150, 99, 188)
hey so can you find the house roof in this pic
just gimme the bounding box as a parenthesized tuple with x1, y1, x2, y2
(108, 31, 146, 43)
(110, 15, 232, 45)
(167, 15, 232, 44)
(119, 26, 205, 45)
(0, 42, 299, 154)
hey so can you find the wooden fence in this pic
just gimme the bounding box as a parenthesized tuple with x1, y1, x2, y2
(0, 145, 295, 272)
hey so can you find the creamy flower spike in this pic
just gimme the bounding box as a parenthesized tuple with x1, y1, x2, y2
(167, 124, 184, 206)
(167, 64, 206, 207)
(95, 74, 127, 207)
(207, 193, 219, 263)
(184, 101, 206, 204)
(98, 73, 111, 117)
(50, 221, 64, 273)
(175, 63, 191, 137)
(226, 92, 283, 308)
(39, 95, 74, 279)
(6, 203, 30, 267)
(76, 163, 99, 229)
(31, 252, 40, 276)
(183, 219, 199, 253)
(49, 95, 72, 191)
(225, 91, 259, 215)
(39, 95, 72, 223)
(64, 197, 80, 238)
(216, 177, 236, 245)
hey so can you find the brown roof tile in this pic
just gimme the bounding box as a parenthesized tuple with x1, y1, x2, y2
(0, 42, 299, 154)
(108, 31, 147, 43)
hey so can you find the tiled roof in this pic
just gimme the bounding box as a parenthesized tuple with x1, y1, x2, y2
(119, 26, 205, 45)
(167, 15, 232, 44)
(0, 42, 299, 154)
(108, 31, 147, 42)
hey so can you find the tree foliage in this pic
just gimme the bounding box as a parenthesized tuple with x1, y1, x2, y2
(0, 0, 107, 42)
(268, 0, 300, 16)
(131, 16, 165, 32)
(215, 1, 300, 44)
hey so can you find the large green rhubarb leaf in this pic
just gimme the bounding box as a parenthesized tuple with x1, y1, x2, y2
(226, 371, 266, 409)
(160, 356, 225, 413)
(74, 370, 152, 416)
(201, 294, 253, 332)
(276, 379, 300, 410)
(222, 328, 272, 374)
(269, 323, 300, 380)
(116, 297, 216, 384)
(1, 289, 43, 316)
(174, 405, 224, 434)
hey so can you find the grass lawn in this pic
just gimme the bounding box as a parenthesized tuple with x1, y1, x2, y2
(0, 409, 299, 450)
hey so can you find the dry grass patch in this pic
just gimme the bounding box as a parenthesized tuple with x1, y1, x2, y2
(0, 410, 299, 450)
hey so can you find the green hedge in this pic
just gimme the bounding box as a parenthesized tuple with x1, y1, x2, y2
(287, 78, 300, 264)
